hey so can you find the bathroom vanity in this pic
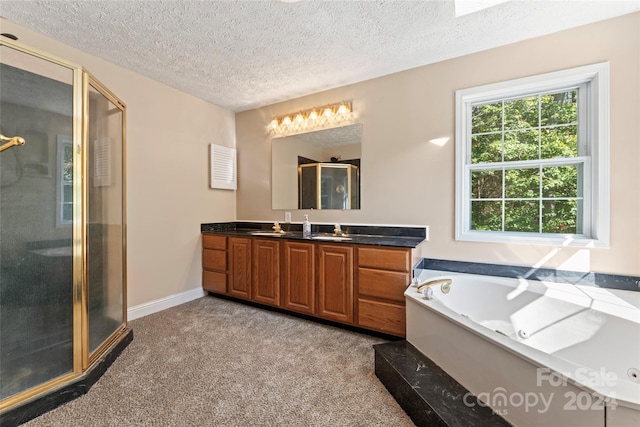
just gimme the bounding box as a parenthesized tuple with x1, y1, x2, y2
(201, 222, 426, 337)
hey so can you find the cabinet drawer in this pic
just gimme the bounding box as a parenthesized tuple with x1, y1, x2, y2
(357, 299, 406, 337)
(357, 247, 410, 272)
(358, 268, 409, 303)
(203, 248, 226, 271)
(203, 270, 226, 293)
(203, 234, 227, 250)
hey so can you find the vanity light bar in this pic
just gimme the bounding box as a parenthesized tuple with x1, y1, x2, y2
(267, 101, 353, 137)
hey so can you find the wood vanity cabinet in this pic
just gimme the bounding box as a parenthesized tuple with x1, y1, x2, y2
(356, 246, 411, 337)
(202, 234, 227, 293)
(317, 244, 353, 324)
(203, 232, 415, 337)
(228, 237, 252, 300)
(282, 241, 316, 315)
(252, 238, 280, 307)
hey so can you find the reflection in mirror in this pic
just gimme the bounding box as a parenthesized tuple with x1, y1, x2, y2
(56, 135, 73, 227)
(272, 124, 362, 210)
(299, 162, 359, 209)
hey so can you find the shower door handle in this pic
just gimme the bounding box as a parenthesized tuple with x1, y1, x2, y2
(0, 133, 26, 153)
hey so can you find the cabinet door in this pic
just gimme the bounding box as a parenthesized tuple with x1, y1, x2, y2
(318, 244, 353, 324)
(282, 241, 315, 315)
(252, 239, 280, 307)
(229, 237, 251, 299)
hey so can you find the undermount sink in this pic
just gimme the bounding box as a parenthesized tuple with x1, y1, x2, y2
(311, 235, 352, 241)
(250, 231, 287, 236)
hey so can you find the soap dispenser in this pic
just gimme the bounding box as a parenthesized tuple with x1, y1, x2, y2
(303, 214, 311, 237)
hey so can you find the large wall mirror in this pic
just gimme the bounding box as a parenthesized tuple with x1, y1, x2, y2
(272, 123, 362, 210)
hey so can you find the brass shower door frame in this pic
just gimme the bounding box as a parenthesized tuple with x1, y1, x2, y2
(81, 71, 128, 369)
(298, 162, 356, 210)
(0, 38, 128, 413)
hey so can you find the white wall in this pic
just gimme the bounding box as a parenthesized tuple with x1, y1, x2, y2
(236, 13, 640, 277)
(1, 19, 237, 309)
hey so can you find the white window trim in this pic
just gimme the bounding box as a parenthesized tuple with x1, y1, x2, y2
(455, 63, 610, 247)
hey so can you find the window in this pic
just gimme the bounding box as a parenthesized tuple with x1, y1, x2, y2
(56, 135, 73, 227)
(455, 63, 609, 246)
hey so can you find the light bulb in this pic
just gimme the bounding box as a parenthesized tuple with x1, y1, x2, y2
(267, 119, 278, 131)
(295, 113, 304, 123)
(282, 116, 292, 126)
(322, 108, 333, 118)
(308, 110, 318, 121)
(336, 103, 350, 115)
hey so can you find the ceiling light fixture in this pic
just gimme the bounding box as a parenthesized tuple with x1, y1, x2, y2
(267, 101, 353, 137)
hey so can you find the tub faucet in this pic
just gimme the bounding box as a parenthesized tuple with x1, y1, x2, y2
(417, 278, 452, 299)
(416, 278, 452, 292)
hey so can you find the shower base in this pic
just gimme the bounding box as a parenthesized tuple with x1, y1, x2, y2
(0, 328, 133, 427)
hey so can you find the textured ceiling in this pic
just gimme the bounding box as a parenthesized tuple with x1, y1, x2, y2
(1, 0, 638, 112)
(294, 123, 362, 147)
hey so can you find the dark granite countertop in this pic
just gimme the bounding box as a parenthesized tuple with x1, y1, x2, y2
(201, 222, 426, 248)
(415, 258, 640, 292)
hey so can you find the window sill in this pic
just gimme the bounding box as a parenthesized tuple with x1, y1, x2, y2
(455, 230, 609, 248)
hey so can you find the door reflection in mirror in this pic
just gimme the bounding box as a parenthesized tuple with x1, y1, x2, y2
(272, 123, 362, 210)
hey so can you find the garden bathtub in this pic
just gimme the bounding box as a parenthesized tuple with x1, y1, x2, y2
(405, 270, 640, 427)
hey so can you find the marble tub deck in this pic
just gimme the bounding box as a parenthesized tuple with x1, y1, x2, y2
(374, 340, 510, 427)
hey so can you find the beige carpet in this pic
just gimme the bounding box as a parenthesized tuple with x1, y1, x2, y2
(24, 296, 415, 426)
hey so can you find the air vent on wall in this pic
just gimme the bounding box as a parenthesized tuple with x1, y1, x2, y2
(210, 144, 236, 190)
(94, 137, 112, 187)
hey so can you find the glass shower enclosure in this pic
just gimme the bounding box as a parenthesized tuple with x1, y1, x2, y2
(0, 37, 127, 413)
(298, 163, 360, 209)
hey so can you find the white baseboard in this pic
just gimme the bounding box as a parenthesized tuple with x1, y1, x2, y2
(128, 287, 206, 321)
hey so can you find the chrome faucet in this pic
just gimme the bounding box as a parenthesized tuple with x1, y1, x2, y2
(333, 223, 346, 236)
